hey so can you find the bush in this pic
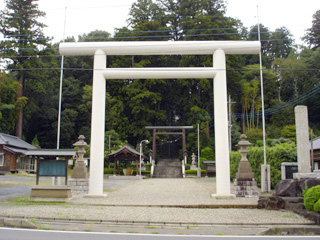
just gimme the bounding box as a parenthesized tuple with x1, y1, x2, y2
(304, 185, 320, 211)
(247, 142, 296, 188)
(314, 199, 320, 213)
(133, 170, 151, 176)
(201, 147, 214, 160)
(245, 128, 263, 146)
(281, 125, 296, 143)
(104, 169, 114, 174)
(145, 163, 152, 170)
(230, 151, 241, 180)
(185, 169, 206, 176)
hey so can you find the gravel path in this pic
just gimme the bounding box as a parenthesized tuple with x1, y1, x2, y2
(75, 178, 258, 206)
(0, 176, 314, 225)
(0, 205, 312, 225)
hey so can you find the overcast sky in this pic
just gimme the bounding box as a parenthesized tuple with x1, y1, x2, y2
(0, 0, 319, 45)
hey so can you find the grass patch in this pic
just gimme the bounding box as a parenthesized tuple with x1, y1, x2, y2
(216, 233, 224, 235)
(83, 229, 92, 232)
(1, 180, 51, 186)
(282, 214, 293, 218)
(37, 222, 53, 230)
(147, 226, 157, 229)
(152, 232, 159, 234)
(5, 196, 34, 206)
(29, 218, 37, 224)
(0, 183, 15, 188)
(2, 196, 73, 207)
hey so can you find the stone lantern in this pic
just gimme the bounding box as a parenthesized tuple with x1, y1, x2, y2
(71, 135, 88, 178)
(233, 134, 258, 197)
(190, 153, 197, 170)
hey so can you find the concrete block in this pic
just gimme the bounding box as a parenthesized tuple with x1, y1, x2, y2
(4, 218, 37, 229)
(30, 185, 72, 200)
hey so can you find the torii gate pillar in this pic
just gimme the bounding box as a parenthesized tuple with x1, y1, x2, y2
(59, 41, 260, 198)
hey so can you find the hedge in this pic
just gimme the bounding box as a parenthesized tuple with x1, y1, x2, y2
(230, 151, 241, 180)
(247, 142, 297, 188)
(104, 168, 151, 176)
(185, 169, 206, 175)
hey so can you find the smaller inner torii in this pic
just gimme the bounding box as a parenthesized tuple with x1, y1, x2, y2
(145, 126, 193, 161)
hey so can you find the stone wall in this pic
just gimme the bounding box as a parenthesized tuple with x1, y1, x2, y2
(68, 178, 89, 195)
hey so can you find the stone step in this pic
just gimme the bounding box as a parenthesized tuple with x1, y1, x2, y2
(153, 159, 183, 178)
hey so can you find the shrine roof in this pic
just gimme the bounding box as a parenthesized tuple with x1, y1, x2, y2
(107, 143, 147, 159)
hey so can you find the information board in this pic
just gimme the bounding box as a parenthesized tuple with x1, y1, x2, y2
(38, 160, 67, 176)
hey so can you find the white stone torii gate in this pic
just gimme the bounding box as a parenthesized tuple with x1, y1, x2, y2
(59, 41, 260, 198)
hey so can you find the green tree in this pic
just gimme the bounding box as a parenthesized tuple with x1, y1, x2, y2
(0, 0, 50, 138)
(303, 9, 320, 49)
(267, 26, 294, 61)
(0, 72, 27, 134)
(239, 64, 278, 132)
(272, 51, 308, 102)
(281, 125, 296, 143)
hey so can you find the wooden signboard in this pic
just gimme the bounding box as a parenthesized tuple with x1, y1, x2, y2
(36, 159, 68, 185)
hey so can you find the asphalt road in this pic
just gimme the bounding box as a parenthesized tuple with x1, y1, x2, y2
(0, 175, 137, 200)
(1, 228, 320, 240)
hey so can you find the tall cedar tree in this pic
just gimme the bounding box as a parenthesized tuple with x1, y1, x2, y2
(0, 0, 49, 138)
(303, 9, 320, 49)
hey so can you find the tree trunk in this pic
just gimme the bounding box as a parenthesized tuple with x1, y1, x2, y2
(206, 121, 210, 141)
(15, 74, 23, 139)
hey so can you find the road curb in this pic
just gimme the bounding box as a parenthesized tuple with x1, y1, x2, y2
(0, 215, 314, 227)
(261, 226, 320, 235)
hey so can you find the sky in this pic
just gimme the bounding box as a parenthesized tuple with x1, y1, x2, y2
(0, 0, 319, 45)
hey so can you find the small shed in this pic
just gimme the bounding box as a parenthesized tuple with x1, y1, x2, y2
(107, 144, 147, 175)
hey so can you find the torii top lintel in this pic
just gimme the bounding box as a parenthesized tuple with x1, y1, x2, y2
(59, 41, 261, 56)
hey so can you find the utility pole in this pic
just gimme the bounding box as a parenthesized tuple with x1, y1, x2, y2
(108, 135, 111, 169)
(228, 95, 236, 152)
(257, 5, 270, 193)
(57, 5, 68, 150)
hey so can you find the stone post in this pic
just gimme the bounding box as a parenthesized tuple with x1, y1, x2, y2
(295, 105, 311, 174)
(233, 134, 258, 197)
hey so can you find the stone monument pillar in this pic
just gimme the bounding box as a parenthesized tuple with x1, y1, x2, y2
(69, 135, 89, 195)
(294, 106, 311, 177)
(293, 105, 319, 179)
(233, 134, 258, 197)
